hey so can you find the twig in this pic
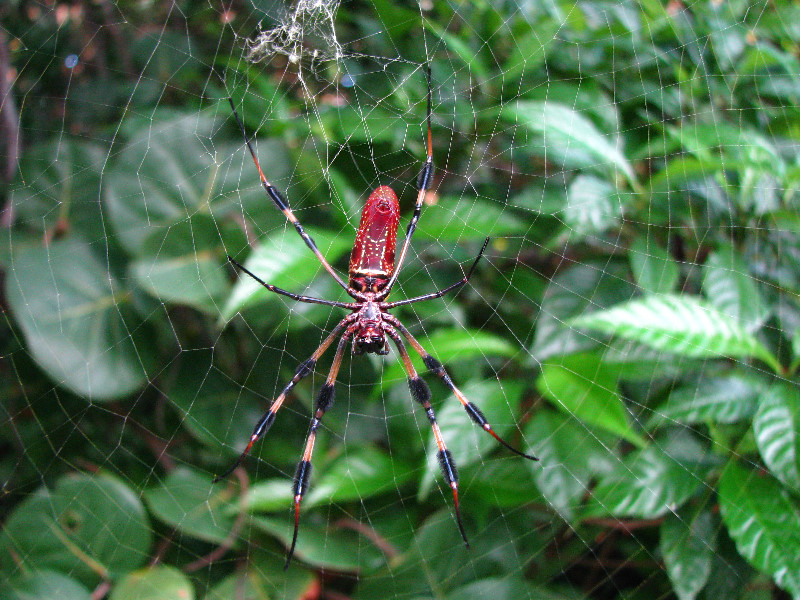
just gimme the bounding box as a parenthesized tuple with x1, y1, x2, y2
(334, 518, 399, 559)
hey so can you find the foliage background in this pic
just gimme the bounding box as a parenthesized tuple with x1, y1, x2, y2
(2, 1, 800, 599)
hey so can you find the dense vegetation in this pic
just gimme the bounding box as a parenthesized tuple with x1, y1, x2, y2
(2, 1, 800, 599)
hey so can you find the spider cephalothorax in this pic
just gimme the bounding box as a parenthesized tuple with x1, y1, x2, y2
(216, 67, 537, 569)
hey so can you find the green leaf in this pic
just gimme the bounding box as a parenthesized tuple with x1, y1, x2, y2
(501, 101, 636, 185)
(4, 238, 149, 400)
(380, 328, 517, 389)
(143, 468, 235, 545)
(305, 446, 416, 506)
(501, 19, 559, 79)
(583, 431, 711, 519)
(718, 461, 800, 598)
(703, 245, 769, 331)
(629, 237, 679, 295)
(570, 295, 781, 372)
(753, 383, 800, 491)
(419, 380, 526, 499)
(526, 410, 616, 519)
(0, 571, 91, 600)
(243, 479, 295, 513)
(536, 354, 646, 448)
(110, 566, 194, 600)
(1, 474, 151, 584)
(563, 175, 620, 237)
(660, 506, 716, 600)
(221, 227, 351, 321)
(650, 371, 766, 427)
(415, 197, 528, 242)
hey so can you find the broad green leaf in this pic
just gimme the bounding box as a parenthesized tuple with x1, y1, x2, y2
(526, 410, 616, 519)
(650, 371, 766, 427)
(243, 479, 295, 513)
(305, 446, 416, 506)
(221, 227, 351, 321)
(718, 461, 800, 598)
(110, 566, 194, 600)
(380, 328, 516, 389)
(444, 576, 579, 600)
(536, 354, 646, 448)
(501, 18, 558, 79)
(660, 506, 716, 600)
(703, 245, 769, 332)
(583, 431, 711, 519)
(753, 383, 800, 491)
(4, 238, 150, 401)
(501, 101, 636, 185)
(570, 295, 781, 372)
(563, 175, 620, 237)
(462, 459, 542, 509)
(415, 197, 528, 242)
(251, 516, 385, 572)
(206, 554, 315, 600)
(531, 261, 636, 362)
(419, 381, 526, 499)
(0, 571, 91, 600)
(143, 468, 235, 545)
(629, 237, 679, 295)
(0, 474, 151, 584)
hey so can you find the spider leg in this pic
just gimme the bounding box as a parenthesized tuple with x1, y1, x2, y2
(228, 98, 354, 296)
(285, 324, 357, 569)
(379, 65, 434, 298)
(213, 314, 358, 483)
(385, 316, 538, 462)
(381, 238, 489, 309)
(228, 256, 357, 309)
(384, 324, 469, 548)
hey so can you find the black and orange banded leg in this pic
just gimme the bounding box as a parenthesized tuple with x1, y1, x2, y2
(228, 98, 355, 296)
(385, 316, 538, 462)
(286, 324, 356, 569)
(384, 324, 469, 547)
(213, 314, 357, 483)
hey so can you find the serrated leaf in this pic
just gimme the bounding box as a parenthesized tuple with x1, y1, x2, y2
(525, 410, 616, 519)
(718, 461, 800, 597)
(143, 468, 235, 545)
(583, 432, 711, 519)
(570, 295, 781, 372)
(221, 227, 351, 321)
(629, 237, 679, 295)
(110, 566, 194, 600)
(660, 506, 716, 600)
(650, 371, 766, 427)
(501, 101, 636, 185)
(419, 381, 526, 499)
(305, 446, 415, 506)
(536, 354, 646, 448)
(753, 383, 800, 492)
(703, 245, 769, 331)
(4, 238, 149, 401)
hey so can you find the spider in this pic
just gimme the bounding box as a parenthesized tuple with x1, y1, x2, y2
(216, 68, 537, 568)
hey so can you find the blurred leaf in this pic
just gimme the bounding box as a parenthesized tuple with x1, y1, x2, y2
(501, 101, 636, 185)
(110, 566, 194, 600)
(536, 354, 646, 448)
(221, 227, 351, 321)
(0, 570, 91, 600)
(502, 18, 559, 79)
(753, 382, 800, 492)
(143, 468, 235, 545)
(718, 461, 800, 598)
(660, 506, 716, 600)
(526, 410, 616, 519)
(305, 446, 416, 506)
(571, 295, 781, 372)
(243, 479, 295, 513)
(415, 197, 528, 242)
(0, 474, 151, 584)
(4, 238, 149, 400)
(563, 175, 620, 237)
(703, 245, 769, 332)
(650, 371, 766, 427)
(583, 431, 712, 519)
(419, 380, 525, 499)
(629, 237, 679, 295)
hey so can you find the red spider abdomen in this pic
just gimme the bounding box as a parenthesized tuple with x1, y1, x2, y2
(349, 185, 400, 292)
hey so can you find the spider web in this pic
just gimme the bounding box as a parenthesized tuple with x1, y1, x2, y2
(2, 1, 799, 599)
